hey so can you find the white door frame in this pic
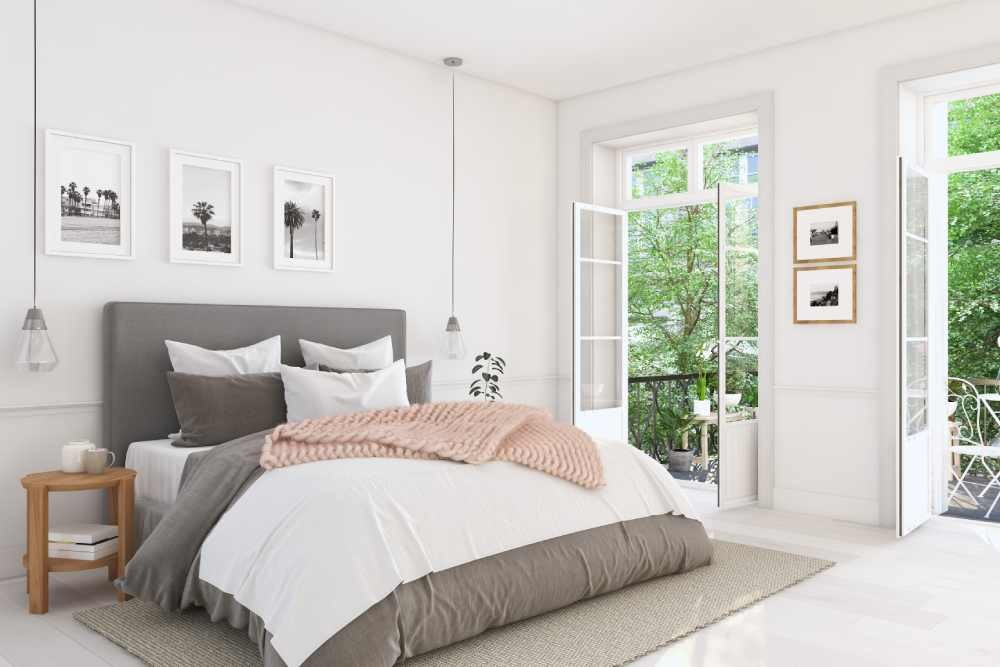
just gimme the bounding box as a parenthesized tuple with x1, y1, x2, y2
(578, 93, 775, 507)
(878, 43, 1000, 532)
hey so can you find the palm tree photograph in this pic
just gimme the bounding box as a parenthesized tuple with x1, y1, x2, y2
(56, 146, 123, 245)
(279, 177, 326, 261)
(180, 164, 232, 254)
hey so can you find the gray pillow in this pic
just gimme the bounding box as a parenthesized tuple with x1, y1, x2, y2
(166, 372, 287, 447)
(317, 360, 433, 405)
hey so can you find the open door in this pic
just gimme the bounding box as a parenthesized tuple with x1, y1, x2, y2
(717, 183, 760, 509)
(898, 158, 933, 536)
(572, 202, 628, 440)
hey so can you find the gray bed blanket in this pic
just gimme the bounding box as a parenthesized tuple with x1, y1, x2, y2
(119, 431, 714, 666)
(119, 430, 268, 609)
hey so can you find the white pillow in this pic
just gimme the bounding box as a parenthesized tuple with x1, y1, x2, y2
(165, 335, 281, 376)
(299, 336, 393, 371)
(281, 360, 409, 422)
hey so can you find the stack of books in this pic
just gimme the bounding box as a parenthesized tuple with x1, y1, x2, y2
(48, 524, 119, 561)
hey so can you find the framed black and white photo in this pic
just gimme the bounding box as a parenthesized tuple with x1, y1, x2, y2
(169, 150, 243, 266)
(794, 264, 856, 324)
(793, 201, 856, 263)
(273, 166, 335, 272)
(45, 130, 134, 259)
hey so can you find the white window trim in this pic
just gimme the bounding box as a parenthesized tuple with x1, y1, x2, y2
(923, 83, 1000, 173)
(618, 126, 759, 210)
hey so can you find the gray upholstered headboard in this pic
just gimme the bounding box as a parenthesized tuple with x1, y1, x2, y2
(103, 302, 406, 461)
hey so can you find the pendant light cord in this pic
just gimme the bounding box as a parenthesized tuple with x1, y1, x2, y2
(32, 0, 38, 308)
(450, 71, 456, 317)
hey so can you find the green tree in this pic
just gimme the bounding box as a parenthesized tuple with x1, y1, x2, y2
(947, 93, 1000, 385)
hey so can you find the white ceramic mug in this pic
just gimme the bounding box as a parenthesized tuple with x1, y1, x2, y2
(83, 448, 116, 475)
(61, 440, 96, 473)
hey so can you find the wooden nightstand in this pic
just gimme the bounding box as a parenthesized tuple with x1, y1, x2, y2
(20, 468, 136, 614)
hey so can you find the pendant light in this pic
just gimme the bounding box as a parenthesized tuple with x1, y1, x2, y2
(441, 56, 466, 360)
(15, 0, 58, 373)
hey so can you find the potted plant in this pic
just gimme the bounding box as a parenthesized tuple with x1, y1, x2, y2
(666, 407, 698, 473)
(692, 371, 711, 416)
(724, 370, 742, 411)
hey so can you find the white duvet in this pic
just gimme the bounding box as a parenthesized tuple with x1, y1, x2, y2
(199, 438, 696, 667)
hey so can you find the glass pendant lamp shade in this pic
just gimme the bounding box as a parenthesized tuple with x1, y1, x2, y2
(442, 315, 466, 360)
(16, 307, 58, 372)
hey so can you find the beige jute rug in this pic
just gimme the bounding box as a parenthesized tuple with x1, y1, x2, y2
(75, 540, 832, 666)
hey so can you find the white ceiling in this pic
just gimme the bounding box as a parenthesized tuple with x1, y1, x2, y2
(232, 0, 962, 99)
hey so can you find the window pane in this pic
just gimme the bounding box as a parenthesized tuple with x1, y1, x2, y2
(948, 91, 1000, 157)
(905, 236, 926, 339)
(580, 261, 622, 338)
(628, 203, 718, 376)
(905, 166, 928, 238)
(906, 340, 928, 435)
(580, 340, 622, 410)
(579, 208, 620, 261)
(725, 338, 758, 411)
(703, 135, 759, 188)
(629, 148, 688, 198)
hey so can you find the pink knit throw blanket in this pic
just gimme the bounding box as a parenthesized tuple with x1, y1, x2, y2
(261, 401, 605, 488)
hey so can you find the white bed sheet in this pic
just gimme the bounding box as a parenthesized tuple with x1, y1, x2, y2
(199, 438, 696, 667)
(125, 439, 212, 505)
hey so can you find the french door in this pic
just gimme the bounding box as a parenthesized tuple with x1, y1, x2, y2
(572, 188, 760, 511)
(572, 202, 628, 440)
(898, 158, 942, 536)
(717, 183, 760, 508)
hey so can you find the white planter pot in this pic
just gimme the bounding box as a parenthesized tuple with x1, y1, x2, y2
(724, 393, 742, 409)
(693, 399, 711, 416)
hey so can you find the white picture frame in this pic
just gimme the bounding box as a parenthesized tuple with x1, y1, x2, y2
(793, 201, 857, 264)
(273, 166, 335, 272)
(793, 264, 857, 324)
(45, 129, 135, 259)
(169, 149, 243, 266)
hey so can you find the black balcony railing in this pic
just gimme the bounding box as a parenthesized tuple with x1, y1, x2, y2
(627, 373, 699, 464)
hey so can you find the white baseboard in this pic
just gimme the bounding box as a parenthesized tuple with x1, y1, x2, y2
(773, 486, 880, 526)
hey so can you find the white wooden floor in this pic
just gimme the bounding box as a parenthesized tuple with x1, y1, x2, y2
(1, 490, 999, 666)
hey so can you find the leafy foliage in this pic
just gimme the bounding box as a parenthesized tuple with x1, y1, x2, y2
(469, 352, 505, 401)
(947, 94, 1000, 384)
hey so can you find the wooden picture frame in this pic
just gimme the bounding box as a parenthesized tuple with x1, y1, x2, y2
(793, 201, 856, 264)
(793, 264, 857, 324)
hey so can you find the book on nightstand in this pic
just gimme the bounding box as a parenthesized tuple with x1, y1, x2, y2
(48, 537, 118, 560)
(48, 523, 119, 560)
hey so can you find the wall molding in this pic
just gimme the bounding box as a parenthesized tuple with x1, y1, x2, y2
(773, 384, 879, 396)
(773, 486, 880, 526)
(0, 377, 567, 415)
(0, 401, 102, 418)
(432, 374, 564, 390)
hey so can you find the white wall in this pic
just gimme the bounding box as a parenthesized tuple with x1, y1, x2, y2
(0, 0, 557, 579)
(557, 0, 1000, 528)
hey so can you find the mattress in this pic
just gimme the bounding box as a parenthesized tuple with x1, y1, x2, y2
(125, 439, 211, 505)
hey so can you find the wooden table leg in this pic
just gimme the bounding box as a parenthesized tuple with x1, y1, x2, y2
(116, 478, 134, 603)
(26, 486, 48, 614)
(106, 488, 118, 581)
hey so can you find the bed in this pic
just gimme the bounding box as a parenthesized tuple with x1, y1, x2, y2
(105, 302, 712, 667)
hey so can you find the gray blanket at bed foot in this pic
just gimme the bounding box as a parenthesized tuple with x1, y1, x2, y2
(193, 512, 712, 666)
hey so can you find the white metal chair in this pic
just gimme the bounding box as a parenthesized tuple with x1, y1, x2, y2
(948, 377, 1000, 518)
